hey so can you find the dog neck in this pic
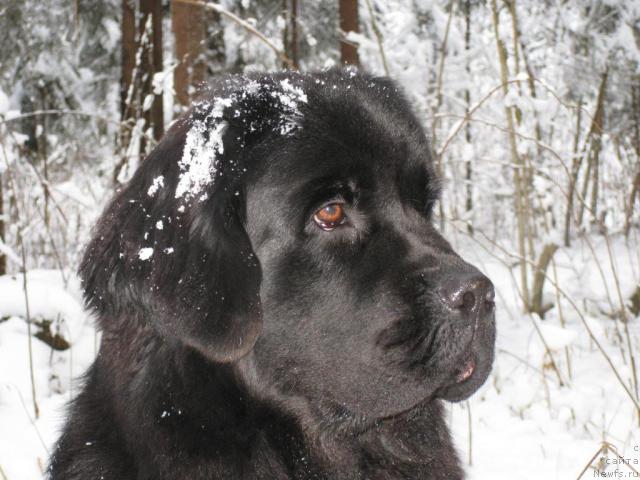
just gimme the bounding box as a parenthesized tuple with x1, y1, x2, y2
(96, 330, 463, 479)
(231, 351, 465, 479)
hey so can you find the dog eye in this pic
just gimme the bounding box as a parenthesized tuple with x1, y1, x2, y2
(313, 203, 346, 231)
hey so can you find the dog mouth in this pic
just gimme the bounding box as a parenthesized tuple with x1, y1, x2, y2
(438, 309, 495, 399)
(436, 341, 493, 402)
(375, 309, 495, 412)
(378, 354, 482, 421)
(455, 357, 476, 383)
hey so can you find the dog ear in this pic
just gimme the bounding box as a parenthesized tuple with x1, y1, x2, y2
(81, 76, 306, 362)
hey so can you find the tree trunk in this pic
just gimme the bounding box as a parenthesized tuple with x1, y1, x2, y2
(282, 0, 290, 69)
(625, 170, 640, 236)
(576, 69, 608, 228)
(508, 0, 549, 241)
(564, 99, 582, 247)
(505, 0, 536, 259)
(490, 0, 530, 310)
(339, 0, 359, 66)
(281, 0, 299, 69)
(121, 0, 136, 121)
(116, 0, 164, 184)
(577, 149, 592, 228)
(172, 0, 205, 107)
(431, 3, 455, 232)
(464, 0, 473, 235)
(530, 243, 559, 317)
(116, 0, 139, 185)
(589, 131, 601, 224)
(0, 174, 5, 275)
(38, 88, 50, 233)
(290, 0, 299, 68)
(140, 0, 164, 147)
(624, 80, 640, 237)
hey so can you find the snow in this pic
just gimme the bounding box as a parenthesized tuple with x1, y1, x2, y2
(175, 114, 227, 201)
(175, 79, 307, 201)
(142, 94, 154, 112)
(276, 79, 308, 134)
(536, 322, 577, 351)
(0, 270, 94, 480)
(0, 270, 84, 325)
(147, 175, 165, 197)
(279, 79, 308, 106)
(138, 248, 154, 261)
(101, 18, 120, 51)
(443, 234, 640, 479)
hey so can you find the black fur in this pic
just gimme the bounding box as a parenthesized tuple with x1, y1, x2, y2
(48, 70, 496, 479)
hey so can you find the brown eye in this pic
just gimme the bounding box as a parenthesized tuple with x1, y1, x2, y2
(313, 203, 346, 230)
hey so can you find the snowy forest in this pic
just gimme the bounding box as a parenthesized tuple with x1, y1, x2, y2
(0, 0, 639, 478)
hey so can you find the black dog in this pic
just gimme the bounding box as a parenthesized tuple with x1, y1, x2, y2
(48, 70, 495, 479)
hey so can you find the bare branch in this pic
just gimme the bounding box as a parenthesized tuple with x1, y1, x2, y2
(363, 0, 389, 76)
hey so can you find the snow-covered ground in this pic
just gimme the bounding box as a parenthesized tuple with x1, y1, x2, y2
(448, 233, 640, 479)
(0, 234, 639, 479)
(0, 270, 96, 479)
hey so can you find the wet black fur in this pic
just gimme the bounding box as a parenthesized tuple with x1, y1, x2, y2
(48, 70, 496, 479)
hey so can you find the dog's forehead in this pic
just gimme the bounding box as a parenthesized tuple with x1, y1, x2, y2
(303, 73, 430, 164)
(258, 71, 433, 187)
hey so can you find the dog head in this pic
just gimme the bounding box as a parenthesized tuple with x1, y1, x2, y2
(82, 70, 495, 420)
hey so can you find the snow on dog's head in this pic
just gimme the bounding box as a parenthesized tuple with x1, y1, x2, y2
(175, 77, 308, 202)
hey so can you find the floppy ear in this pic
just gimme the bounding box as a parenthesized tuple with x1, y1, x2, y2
(80, 76, 308, 362)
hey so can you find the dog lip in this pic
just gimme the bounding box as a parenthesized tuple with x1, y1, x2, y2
(455, 357, 476, 383)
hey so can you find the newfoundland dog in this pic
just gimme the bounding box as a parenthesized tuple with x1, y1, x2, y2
(48, 70, 495, 479)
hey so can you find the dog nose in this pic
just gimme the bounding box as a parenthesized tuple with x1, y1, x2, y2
(438, 273, 495, 314)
